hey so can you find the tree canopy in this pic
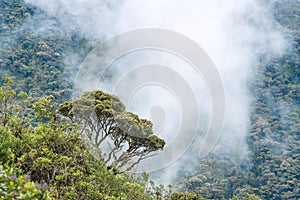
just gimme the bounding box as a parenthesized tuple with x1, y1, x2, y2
(0, 0, 298, 199)
(58, 90, 165, 173)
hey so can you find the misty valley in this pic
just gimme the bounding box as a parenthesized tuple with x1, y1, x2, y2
(0, 0, 299, 199)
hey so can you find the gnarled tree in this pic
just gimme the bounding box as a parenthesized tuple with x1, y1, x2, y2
(58, 90, 165, 173)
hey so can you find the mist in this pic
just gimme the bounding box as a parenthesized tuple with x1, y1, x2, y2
(25, 0, 286, 185)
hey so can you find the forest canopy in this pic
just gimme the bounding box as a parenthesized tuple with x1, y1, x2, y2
(0, 0, 299, 199)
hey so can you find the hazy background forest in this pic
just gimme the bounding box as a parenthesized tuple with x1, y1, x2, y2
(0, 0, 299, 199)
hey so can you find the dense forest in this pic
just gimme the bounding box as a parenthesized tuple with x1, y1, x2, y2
(0, 0, 299, 199)
(176, 0, 300, 199)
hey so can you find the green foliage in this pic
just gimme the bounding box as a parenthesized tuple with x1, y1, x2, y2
(0, 0, 91, 104)
(58, 90, 165, 173)
(0, 80, 201, 199)
(169, 192, 206, 200)
(33, 95, 56, 120)
(0, 165, 52, 200)
(231, 193, 261, 200)
(175, 1, 300, 199)
(0, 0, 299, 199)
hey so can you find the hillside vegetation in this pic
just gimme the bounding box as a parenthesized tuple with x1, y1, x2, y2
(0, 0, 299, 199)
